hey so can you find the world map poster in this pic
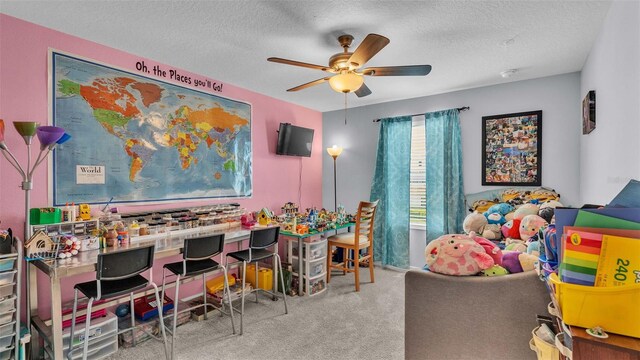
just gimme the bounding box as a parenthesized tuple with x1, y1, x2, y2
(51, 51, 252, 205)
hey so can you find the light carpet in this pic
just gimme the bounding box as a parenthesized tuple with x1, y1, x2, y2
(107, 268, 405, 360)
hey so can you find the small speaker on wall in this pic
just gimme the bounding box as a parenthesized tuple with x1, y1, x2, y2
(582, 90, 596, 134)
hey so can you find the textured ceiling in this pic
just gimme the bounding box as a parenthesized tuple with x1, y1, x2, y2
(0, 1, 611, 112)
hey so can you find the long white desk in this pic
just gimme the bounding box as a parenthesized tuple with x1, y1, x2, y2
(28, 227, 250, 359)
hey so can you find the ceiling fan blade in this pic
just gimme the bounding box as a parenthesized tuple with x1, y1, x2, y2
(348, 34, 390, 68)
(268, 57, 331, 72)
(355, 83, 372, 97)
(362, 65, 432, 76)
(286, 77, 332, 92)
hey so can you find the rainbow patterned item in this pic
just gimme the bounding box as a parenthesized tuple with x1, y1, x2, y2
(560, 230, 604, 286)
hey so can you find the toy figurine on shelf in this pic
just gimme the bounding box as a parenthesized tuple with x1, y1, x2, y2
(281, 202, 299, 218)
(296, 224, 309, 235)
(257, 208, 273, 226)
(337, 204, 347, 224)
(308, 207, 318, 226)
(282, 216, 297, 233)
(241, 213, 257, 229)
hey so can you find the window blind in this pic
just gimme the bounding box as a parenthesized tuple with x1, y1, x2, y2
(410, 116, 426, 225)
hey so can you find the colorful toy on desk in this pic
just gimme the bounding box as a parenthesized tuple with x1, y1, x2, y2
(24, 230, 56, 258)
(78, 203, 91, 221)
(296, 224, 309, 235)
(281, 202, 299, 217)
(257, 208, 273, 226)
(241, 213, 257, 228)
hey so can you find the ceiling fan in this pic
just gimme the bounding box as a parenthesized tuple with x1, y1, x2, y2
(268, 33, 432, 97)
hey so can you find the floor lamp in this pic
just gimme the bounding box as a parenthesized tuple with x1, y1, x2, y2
(326, 145, 343, 212)
(0, 119, 70, 356)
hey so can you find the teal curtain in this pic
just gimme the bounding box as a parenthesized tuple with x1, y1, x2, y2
(425, 109, 466, 242)
(370, 116, 412, 268)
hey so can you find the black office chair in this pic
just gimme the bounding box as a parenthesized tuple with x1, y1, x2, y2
(68, 245, 168, 360)
(225, 226, 288, 334)
(161, 234, 235, 358)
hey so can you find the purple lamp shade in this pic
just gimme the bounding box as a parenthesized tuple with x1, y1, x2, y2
(56, 132, 72, 145)
(36, 126, 65, 150)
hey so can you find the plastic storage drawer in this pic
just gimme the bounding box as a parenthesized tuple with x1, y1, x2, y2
(0, 284, 12, 299)
(0, 297, 15, 314)
(0, 259, 15, 273)
(293, 257, 326, 278)
(0, 346, 12, 360)
(62, 312, 117, 349)
(45, 336, 118, 360)
(0, 321, 14, 338)
(0, 311, 14, 326)
(0, 271, 15, 286)
(0, 333, 13, 349)
(304, 274, 327, 296)
(292, 240, 327, 261)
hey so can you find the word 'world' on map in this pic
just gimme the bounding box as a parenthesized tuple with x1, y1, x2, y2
(52, 51, 252, 205)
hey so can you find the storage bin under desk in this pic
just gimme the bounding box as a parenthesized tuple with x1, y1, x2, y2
(41, 312, 118, 360)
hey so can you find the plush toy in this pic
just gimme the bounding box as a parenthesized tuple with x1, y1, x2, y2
(501, 219, 521, 239)
(505, 211, 515, 222)
(463, 212, 487, 234)
(469, 199, 499, 213)
(501, 189, 530, 207)
(519, 214, 548, 241)
(483, 203, 514, 217)
(482, 223, 503, 241)
(502, 251, 538, 273)
(505, 239, 527, 252)
(425, 234, 494, 276)
(513, 203, 539, 220)
(527, 240, 541, 257)
(538, 207, 555, 224)
(469, 232, 503, 265)
(486, 212, 506, 226)
(480, 264, 509, 276)
(540, 200, 563, 209)
(529, 188, 560, 203)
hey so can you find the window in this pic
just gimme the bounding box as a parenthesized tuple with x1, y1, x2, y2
(410, 116, 426, 226)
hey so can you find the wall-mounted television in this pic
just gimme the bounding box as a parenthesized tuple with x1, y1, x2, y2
(276, 123, 314, 157)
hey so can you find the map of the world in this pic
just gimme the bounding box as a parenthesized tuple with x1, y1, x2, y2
(51, 51, 252, 205)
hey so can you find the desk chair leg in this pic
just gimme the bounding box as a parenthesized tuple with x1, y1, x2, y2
(354, 249, 361, 292)
(221, 265, 236, 334)
(240, 261, 246, 335)
(327, 248, 332, 284)
(202, 273, 208, 321)
(67, 289, 79, 360)
(255, 263, 259, 303)
(130, 292, 136, 347)
(150, 281, 170, 360)
(343, 247, 347, 274)
(275, 253, 288, 314)
(272, 255, 278, 301)
(369, 252, 375, 283)
(172, 275, 181, 359)
(161, 268, 167, 310)
(81, 298, 94, 360)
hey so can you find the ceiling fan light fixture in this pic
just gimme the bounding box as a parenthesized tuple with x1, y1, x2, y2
(329, 72, 364, 93)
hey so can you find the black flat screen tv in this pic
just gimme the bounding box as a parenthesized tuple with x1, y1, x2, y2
(276, 123, 314, 157)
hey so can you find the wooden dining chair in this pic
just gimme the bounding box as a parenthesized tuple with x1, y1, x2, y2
(327, 200, 379, 291)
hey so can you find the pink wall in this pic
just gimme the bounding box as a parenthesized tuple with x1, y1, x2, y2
(0, 15, 322, 317)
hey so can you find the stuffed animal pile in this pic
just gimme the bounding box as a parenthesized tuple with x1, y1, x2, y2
(426, 187, 562, 277)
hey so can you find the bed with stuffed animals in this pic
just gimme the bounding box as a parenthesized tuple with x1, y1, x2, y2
(405, 187, 560, 360)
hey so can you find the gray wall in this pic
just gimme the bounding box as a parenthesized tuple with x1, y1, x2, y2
(579, 0, 640, 205)
(323, 72, 581, 268)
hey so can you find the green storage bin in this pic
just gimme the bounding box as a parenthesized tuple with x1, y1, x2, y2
(30, 208, 61, 225)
